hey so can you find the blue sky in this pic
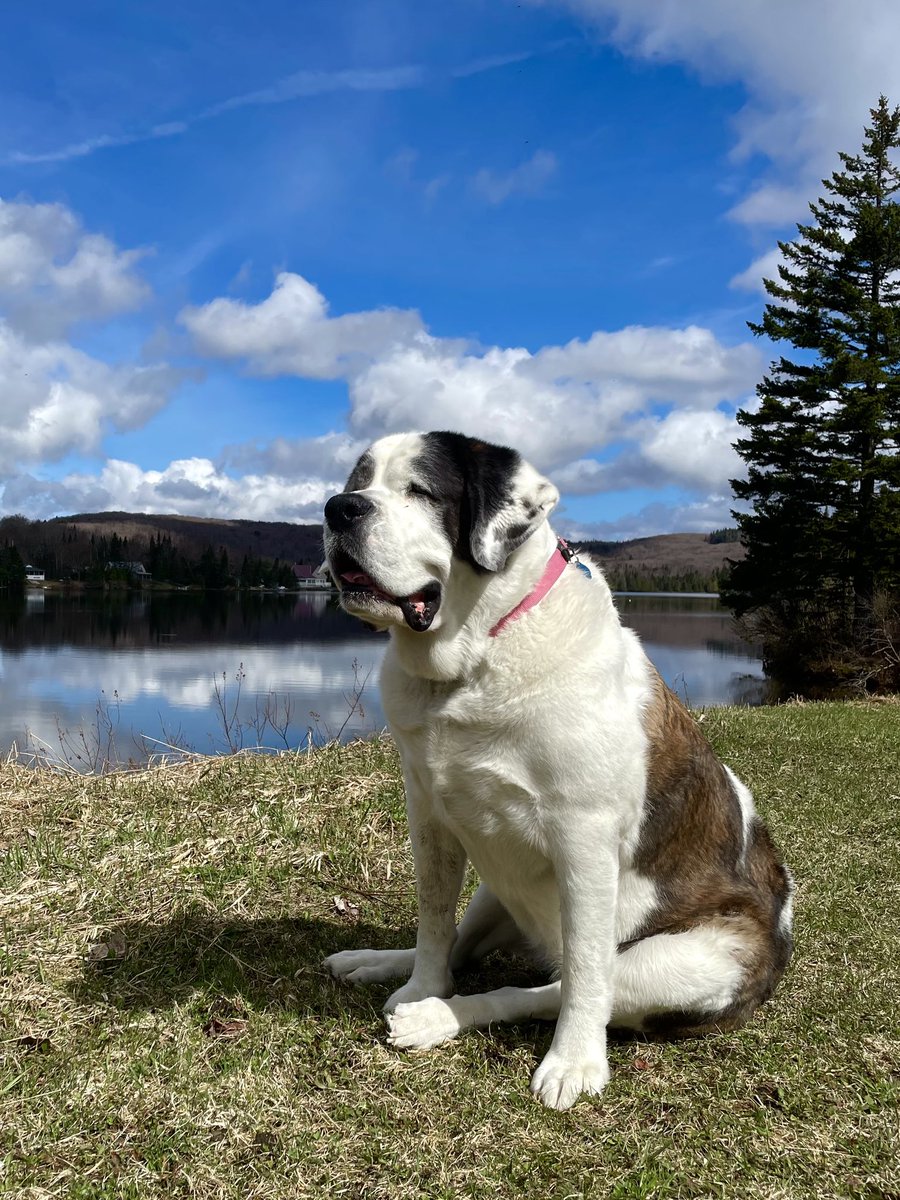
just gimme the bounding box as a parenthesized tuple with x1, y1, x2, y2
(2, 0, 898, 537)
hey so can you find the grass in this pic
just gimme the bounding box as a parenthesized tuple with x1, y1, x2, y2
(1, 702, 898, 1199)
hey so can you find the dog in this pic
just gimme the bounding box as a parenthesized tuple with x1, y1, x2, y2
(322, 431, 793, 1110)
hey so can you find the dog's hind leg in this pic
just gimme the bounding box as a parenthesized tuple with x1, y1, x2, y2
(450, 883, 528, 971)
(384, 919, 770, 1048)
(386, 919, 756, 1050)
(324, 885, 524, 987)
(609, 919, 762, 1034)
(387, 981, 562, 1051)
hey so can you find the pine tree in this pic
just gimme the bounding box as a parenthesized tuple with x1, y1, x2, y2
(0, 543, 26, 587)
(724, 97, 900, 681)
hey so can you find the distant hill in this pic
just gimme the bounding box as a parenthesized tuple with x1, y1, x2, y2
(576, 533, 745, 593)
(0, 511, 744, 592)
(54, 511, 325, 565)
(0, 511, 325, 588)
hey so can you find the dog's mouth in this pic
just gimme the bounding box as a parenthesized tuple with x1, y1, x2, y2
(335, 558, 442, 633)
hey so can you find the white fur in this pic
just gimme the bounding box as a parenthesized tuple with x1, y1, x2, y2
(724, 764, 757, 866)
(779, 867, 796, 935)
(324, 948, 415, 985)
(385, 922, 747, 1049)
(323, 433, 755, 1111)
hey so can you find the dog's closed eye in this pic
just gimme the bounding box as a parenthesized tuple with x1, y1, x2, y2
(406, 482, 438, 502)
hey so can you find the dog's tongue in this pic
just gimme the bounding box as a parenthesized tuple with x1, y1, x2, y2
(341, 570, 392, 602)
(341, 571, 440, 631)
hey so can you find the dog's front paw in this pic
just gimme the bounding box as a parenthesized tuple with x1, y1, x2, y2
(383, 973, 452, 1014)
(530, 1049, 610, 1111)
(386, 997, 461, 1050)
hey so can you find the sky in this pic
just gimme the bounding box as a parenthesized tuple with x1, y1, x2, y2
(2, 0, 899, 540)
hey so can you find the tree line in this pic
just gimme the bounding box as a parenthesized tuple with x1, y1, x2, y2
(0, 518, 298, 590)
(600, 566, 725, 594)
(576, 543, 725, 594)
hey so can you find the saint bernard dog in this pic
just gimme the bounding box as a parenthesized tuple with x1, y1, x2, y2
(322, 431, 793, 1111)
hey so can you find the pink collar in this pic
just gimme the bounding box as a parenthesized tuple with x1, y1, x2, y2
(489, 539, 573, 638)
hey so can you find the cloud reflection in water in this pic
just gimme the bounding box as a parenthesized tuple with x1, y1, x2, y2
(0, 590, 765, 767)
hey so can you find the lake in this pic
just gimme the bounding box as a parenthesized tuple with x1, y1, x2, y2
(0, 588, 768, 768)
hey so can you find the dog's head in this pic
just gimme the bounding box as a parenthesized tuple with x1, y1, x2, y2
(323, 431, 559, 633)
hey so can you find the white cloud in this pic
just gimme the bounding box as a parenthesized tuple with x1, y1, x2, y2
(639, 408, 743, 490)
(345, 320, 757, 477)
(0, 198, 149, 337)
(0, 197, 182, 483)
(0, 214, 762, 526)
(3, 67, 429, 166)
(552, 408, 742, 497)
(180, 272, 426, 379)
(346, 332, 755, 473)
(729, 246, 785, 295)
(423, 174, 452, 204)
(219, 431, 367, 480)
(530, 325, 757, 406)
(471, 149, 558, 205)
(7, 47, 555, 169)
(7, 122, 189, 167)
(1, 456, 341, 523)
(727, 184, 812, 230)
(560, 494, 740, 542)
(539, 0, 900, 228)
(181, 270, 760, 499)
(385, 147, 452, 205)
(348, 342, 567, 453)
(0, 326, 179, 469)
(199, 65, 427, 120)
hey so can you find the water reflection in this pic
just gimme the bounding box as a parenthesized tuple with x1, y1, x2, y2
(615, 594, 768, 707)
(0, 589, 766, 766)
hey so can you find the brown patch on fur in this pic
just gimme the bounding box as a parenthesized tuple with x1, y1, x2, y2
(628, 669, 793, 1036)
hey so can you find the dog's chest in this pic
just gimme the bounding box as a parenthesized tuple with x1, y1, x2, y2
(392, 675, 555, 849)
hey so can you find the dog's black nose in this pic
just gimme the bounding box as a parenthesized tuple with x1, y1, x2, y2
(324, 492, 375, 533)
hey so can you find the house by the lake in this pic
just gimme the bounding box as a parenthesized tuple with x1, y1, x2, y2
(293, 563, 333, 590)
(107, 561, 152, 583)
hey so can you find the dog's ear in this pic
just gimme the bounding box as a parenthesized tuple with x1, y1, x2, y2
(462, 440, 559, 573)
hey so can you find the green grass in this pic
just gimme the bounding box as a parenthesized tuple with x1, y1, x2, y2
(1, 703, 898, 1199)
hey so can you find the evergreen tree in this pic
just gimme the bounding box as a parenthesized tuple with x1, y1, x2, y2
(0, 543, 26, 587)
(724, 97, 900, 678)
(198, 544, 218, 589)
(240, 552, 256, 589)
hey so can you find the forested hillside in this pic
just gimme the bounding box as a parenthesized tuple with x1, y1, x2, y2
(0, 511, 743, 592)
(580, 531, 745, 593)
(0, 512, 324, 587)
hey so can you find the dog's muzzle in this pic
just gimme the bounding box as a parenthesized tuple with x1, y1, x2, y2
(324, 493, 442, 633)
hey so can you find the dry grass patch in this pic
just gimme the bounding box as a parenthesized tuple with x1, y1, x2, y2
(1, 707, 898, 1198)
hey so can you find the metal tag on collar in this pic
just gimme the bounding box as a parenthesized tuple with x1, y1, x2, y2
(557, 537, 592, 579)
